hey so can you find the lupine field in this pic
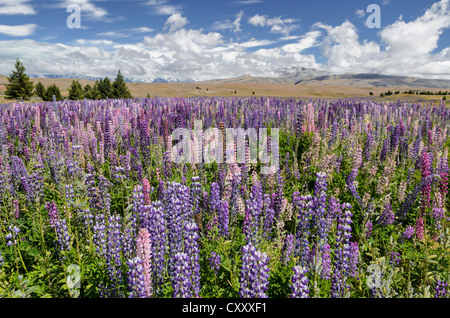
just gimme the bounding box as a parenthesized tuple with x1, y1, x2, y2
(0, 96, 450, 299)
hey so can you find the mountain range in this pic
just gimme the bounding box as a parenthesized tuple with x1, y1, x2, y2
(3, 66, 450, 90)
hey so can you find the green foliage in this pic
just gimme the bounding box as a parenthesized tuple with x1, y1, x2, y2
(5, 59, 34, 100)
(43, 84, 63, 101)
(112, 70, 132, 99)
(84, 82, 102, 100)
(97, 77, 113, 99)
(68, 80, 84, 100)
(34, 82, 46, 99)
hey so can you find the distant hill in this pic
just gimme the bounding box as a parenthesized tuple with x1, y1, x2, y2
(199, 75, 296, 85)
(296, 73, 450, 89)
(199, 72, 450, 90)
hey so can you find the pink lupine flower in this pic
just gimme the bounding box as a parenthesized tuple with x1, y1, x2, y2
(136, 228, 153, 297)
(142, 178, 151, 205)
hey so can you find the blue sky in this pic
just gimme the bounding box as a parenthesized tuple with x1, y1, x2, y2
(0, 0, 449, 81)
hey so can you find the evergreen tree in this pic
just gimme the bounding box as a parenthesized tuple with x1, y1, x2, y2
(44, 84, 63, 101)
(68, 80, 84, 100)
(112, 70, 132, 99)
(35, 81, 46, 99)
(91, 81, 102, 100)
(84, 82, 102, 100)
(5, 59, 34, 100)
(98, 77, 113, 99)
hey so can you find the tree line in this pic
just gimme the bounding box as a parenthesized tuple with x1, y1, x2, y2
(371, 89, 448, 100)
(3, 59, 133, 101)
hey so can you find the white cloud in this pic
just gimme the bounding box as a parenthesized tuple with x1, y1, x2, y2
(233, 10, 244, 32)
(248, 14, 266, 27)
(233, 0, 264, 4)
(355, 9, 365, 18)
(380, 0, 450, 58)
(314, 1, 450, 79)
(145, 0, 182, 15)
(163, 13, 189, 32)
(97, 31, 128, 38)
(281, 30, 322, 53)
(211, 20, 234, 31)
(211, 10, 243, 33)
(128, 27, 154, 33)
(248, 14, 299, 35)
(0, 24, 38, 37)
(315, 21, 384, 73)
(0, 0, 35, 15)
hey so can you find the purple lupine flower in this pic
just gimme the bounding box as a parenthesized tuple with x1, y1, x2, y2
(55, 218, 71, 252)
(380, 138, 389, 162)
(313, 172, 330, 244)
(218, 200, 229, 237)
(183, 221, 201, 297)
(163, 151, 172, 179)
(45, 201, 71, 252)
(262, 202, 275, 237)
(209, 182, 221, 213)
(123, 185, 145, 260)
(364, 132, 373, 162)
(209, 251, 221, 274)
(5, 225, 20, 246)
(329, 121, 338, 146)
(365, 220, 373, 239)
(432, 206, 445, 230)
(45, 201, 60, 229)
(330, 202, 353, 298)
(165, 182, 191, 279)
(146, 200, 167, 292)
(389, 251, 401, 268)
(243, 182, 263, 244)
(127, 257, 147, 298)
(434, 280, 448, 298)
(400, 226, 415, 240)
(438, 154, 448, 196)
(293, 192, 313, 266)
(321, 243, 332, 280)
(348, 242, 359, 278)
(13, 199, 19, 219)
(93, 213, 107, 258)
(239, 243, 270, 298)
(65, 185, 75, 208)
(281, 233, 295, 265)
(290, 266, 310, 298)
(172, 252, 192, 298)
(103, 214, 124, 297)
(420, 149, 431, 212)
(20, 176, 34, 203)
(136, 228, 152, 298)
(273, 170, 285, 220)
(190, 176, 203, 215)
(378, 203, 394, 227)
(346, 168, 362, 208)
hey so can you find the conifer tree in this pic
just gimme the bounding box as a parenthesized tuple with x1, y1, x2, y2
(5, 59, 34, 100)
(35, 81, 45, 99)
(68, 80, 84, 100)
(112, 70, 132, 99)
